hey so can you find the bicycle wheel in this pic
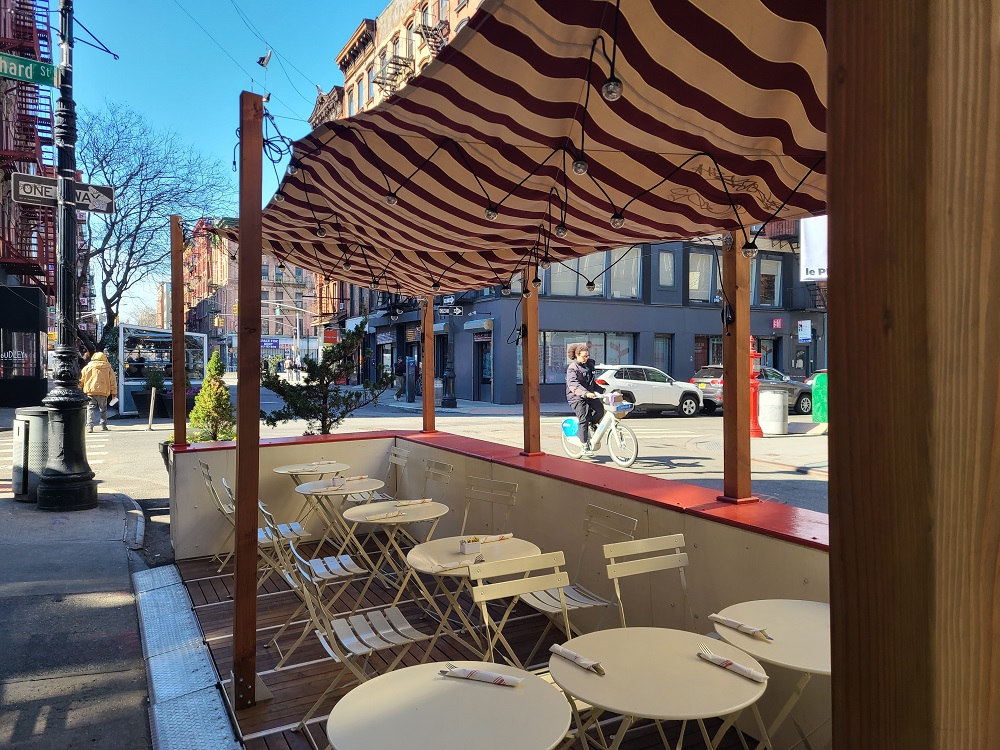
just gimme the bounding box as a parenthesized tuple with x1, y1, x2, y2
(560, 432, 586, 458)
(607, 422, 638, 467)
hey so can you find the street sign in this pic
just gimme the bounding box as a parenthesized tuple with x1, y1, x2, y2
(437, 306, 451, 316)
(11, 173, 115, 214)
(0, 52, 57, 87)
(261, 337, 280, 350)
(442, 295, 455, 305)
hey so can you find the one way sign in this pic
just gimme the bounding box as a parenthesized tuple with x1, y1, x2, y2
(11, 173, 116, 214)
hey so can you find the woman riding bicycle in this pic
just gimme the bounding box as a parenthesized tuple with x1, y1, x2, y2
(565, 343, 605, 453)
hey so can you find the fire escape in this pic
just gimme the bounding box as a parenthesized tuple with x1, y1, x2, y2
(373, 55, 415, 97)
(416, 16, 450, 56)
(0, 0, 56, 300)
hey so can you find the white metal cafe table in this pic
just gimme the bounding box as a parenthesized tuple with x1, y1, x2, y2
(548, 627, 771, 750)
(275, 461, 350, 524)
(295, 476, 383, 553)
(713, 599, 830, 749)
(324, 661, 571, 750)
(341, 499, 449, 591)
(403, 535, 541, 652)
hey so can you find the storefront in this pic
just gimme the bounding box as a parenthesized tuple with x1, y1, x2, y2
(0, 286, 46, 408)
(117, 325, 208, 415)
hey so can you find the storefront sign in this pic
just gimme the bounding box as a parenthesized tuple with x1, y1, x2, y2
(323, 329, 339, 345)
(405, 326, 419, 342)
(797, 320, 813, 343)
(799, 215, 828, 281)
(772, 318, 783, 330)
(260, 337, 280, 350)
(376, 331, 394, 345)
(473, 331, 492, 342)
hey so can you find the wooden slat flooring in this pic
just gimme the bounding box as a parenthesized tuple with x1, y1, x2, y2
(178, 544, 747, 750)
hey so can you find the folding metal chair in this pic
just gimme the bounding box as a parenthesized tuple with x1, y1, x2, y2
(256, 500, 311, 589)
(459, 476, 518, 536)
(605, 533, 691, 627)
(198, 460, 235, 572)
(373, 445, 410, 502)
(521, 505, 638, 665)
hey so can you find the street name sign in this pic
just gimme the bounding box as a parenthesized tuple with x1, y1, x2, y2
(0, 52, 57, 87)
(11, 173, 115, 214)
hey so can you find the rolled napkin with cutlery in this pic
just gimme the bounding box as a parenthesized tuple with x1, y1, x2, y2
(550, 643, 605, 675)
(697, 651, 768, 682)
(396, 498, 433, 506)
(440, 666, 523, 687)
(345, 474, 368, 481)
(481, 533, 513, 543)
(708, 613, 773, 641)
(430, 559, 478, 573)
(366, 510, 404, 521)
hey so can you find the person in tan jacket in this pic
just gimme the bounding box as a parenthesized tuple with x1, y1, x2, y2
(80, 351, 117, 432)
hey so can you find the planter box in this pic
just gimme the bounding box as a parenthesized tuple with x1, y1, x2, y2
(133, 391, 169, 418)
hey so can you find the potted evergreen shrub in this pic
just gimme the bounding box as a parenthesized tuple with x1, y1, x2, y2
(188, 351, 236, 442)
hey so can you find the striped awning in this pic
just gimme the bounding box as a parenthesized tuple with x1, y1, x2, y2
(221, 0, 826, 296)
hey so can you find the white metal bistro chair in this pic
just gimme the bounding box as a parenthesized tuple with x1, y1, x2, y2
(605, 533, 691, 628)
(521, 505, 638, 666)
(255, 499, 311, 589)
(198, 460, 235, 572)
(372, 445, 410, 502)
(459, 476, 518, 536)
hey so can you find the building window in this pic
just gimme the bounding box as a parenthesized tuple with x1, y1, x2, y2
(275, 267, 283, 283)
(534, 331, 635, 384)
(456, 17, 469, 32)
(421, 4, 430, 27)
(406, 25, 414, 57)
(688, 251, 714, 302)
(654, 334, 673, 374)
(367, 67, 375, 99)
(608, 246, 640, 299)
(275, 319, 283, 335)
(295, 267, 303, 283)
(261, 264, 269, 280)
(658, 249, 675, 288)
(392, 37, 399, 57)
(261, 320, 269, 335)
(347, 89, 355, 117)
(276, 291, 284, 303)
(357, 77, 365, 106)
(261, 291, 269, 301)
(755, 258, 782, 306)
(439, 0, 447, 21)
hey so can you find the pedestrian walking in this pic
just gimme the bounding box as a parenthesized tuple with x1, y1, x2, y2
(293, 353, 302, 382)
(394, 357, 406, 399)
(284, 353, 294, 381)
(80, 351, 118, 433)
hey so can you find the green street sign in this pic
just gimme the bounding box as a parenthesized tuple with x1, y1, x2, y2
(0, 52, 57, 88)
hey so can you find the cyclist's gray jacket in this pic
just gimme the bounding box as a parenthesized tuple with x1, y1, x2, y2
(565, 360, 604, 405)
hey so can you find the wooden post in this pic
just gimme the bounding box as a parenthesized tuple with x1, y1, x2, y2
(233, 90, 264, 709)
(521, 290, 541, 455)
(719, 231, 756, 503)
(421, 298, 436, 432)
(829, 2, 1000, 747)
(170, 215, 186, 446)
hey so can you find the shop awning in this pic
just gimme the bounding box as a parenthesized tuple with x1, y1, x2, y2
(219, 0, 826, 295)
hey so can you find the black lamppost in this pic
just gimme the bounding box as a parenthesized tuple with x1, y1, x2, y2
(37, 0, 97, 511)
(440, 310, 457, 408)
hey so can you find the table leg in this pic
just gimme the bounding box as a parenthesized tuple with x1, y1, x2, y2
(757, 671, 811, 750)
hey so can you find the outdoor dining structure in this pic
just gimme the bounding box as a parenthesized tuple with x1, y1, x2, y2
(163, 1, 998, 749)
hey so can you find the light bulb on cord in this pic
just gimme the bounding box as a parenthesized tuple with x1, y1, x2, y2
(316, 225, 328, 237)
(484, 206, 498, 221)
(385, 192, 398, 206)
(602, 76, 623, 102)
(741, 241, 759, 259)
(572, 158, 588, 175)
(274, 191, 285, 203)
(522, 287, 532, 298)
(554, 223, 568, 238)
(500, 284, 512, 296)
(286, 163, 298, 176)
(343, 259, 352, 270)
(585, 280, 597, 292)
(540, 257, 551, 270)
(610, 213, 625, 229)
(431, 280, 441, 292)
(531, 276, 542, 289)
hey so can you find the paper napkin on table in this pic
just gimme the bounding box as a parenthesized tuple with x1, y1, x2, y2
(430, 559, 478, 573)
(708, 613, 773, 641)
(396, 498, 433, 506)
(366, 510, 404, 521)
(441, 666, 523, 687)
(550, 643, 605, 675)
(345, 475, 368, 481)
(481, 533, 513, 543)
(697, 651, 768, 682)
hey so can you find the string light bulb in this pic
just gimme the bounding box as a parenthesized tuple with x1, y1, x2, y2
(369, 279, 379, 290)
(385, 192, 398, 206)
(274, 191, 285, 203)
(602, 76, 623, 102)
(572, 157, 589, 175)
(522, 287, 532, 299)
(343, 259, 352, 270)
(286, 163, 299, 176)
(540, 257, 551, 270)
(316, 225, 328, 237)
(531, 276, 542, 289)
(586, 280, 597, 292)
(431, 280, 441, 292)
(484, 206, 499, 221)
(500, 284, 512, 296)
(554, 223, 568, 238)
(610, 213, 625, 229)
(741, 240, 759, 259)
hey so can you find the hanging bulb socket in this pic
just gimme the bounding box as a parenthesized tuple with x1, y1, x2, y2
(431, 280, 441, 292)
(585, 280, 597, 292)
(316, 225, 328, 237)
(540, 257, 551, 270)
(531, 276, 542, 289)
(369, 279, 379, 290)
(741, 240, 759, 259)
(522, 287, 532, 299)
(286, 162, 299, 176)
(500, 284, 512, 296)
(602, 76, 623, 102)
(274, 191, 285, 203)
(343, 259, 352, 270)
(554, 223, 568, 238)
(484, 206, 499, 221)
(610, 213, 625, 229)
(386, 192, 398, 206)
(572, 158, 589, 176)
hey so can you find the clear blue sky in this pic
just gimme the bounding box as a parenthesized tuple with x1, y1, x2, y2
(73, 0, 387, 200)
(70, 0, 386, 317)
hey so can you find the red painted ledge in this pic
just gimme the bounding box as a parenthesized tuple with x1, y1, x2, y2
(171, 429, 828, 551)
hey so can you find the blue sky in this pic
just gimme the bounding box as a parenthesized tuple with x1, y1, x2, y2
(70, 0, 387, 315)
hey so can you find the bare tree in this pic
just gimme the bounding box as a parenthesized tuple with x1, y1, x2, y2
(77, 102, 235, 347)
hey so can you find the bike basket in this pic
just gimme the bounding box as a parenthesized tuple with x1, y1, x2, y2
(612, 402, 634, 418)
(561, 417, 579, 437)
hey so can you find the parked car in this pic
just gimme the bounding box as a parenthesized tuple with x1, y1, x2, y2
(689, 365, 813, 415)
(804, 368, 827, 387)
(593, 364, 702, 417)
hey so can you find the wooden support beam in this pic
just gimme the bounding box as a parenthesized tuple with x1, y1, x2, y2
(170, 215, 186, 446)
(233, 90, 264, 710)
(521, 290, 541, 455)
(829, 2, 1000, 747)
(421, 298, 435, 432)
(719, 232, 756, 503)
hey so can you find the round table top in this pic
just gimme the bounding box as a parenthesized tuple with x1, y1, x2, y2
(343, 499, 449, 525)
(548, 627, 767, 721)
(295, 477, 385, 496)
(714, 599, 831, 676)
(325, 661, 571, 750)
(408, 536, 541, 576)
(273, 461, 350, 476)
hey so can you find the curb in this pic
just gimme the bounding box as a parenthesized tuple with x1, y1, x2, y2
(124, 497, 146, 550)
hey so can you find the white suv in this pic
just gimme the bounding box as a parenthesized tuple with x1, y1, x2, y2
(594, 365, 702, 417)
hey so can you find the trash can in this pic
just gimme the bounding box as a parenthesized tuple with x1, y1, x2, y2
(12, 406, 50, 503)
(758, 389, 788, 435)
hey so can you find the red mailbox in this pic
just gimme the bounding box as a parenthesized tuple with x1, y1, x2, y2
(749, 336, 763, 438)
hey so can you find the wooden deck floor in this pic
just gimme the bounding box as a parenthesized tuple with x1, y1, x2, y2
(178, 544, 747, 750)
